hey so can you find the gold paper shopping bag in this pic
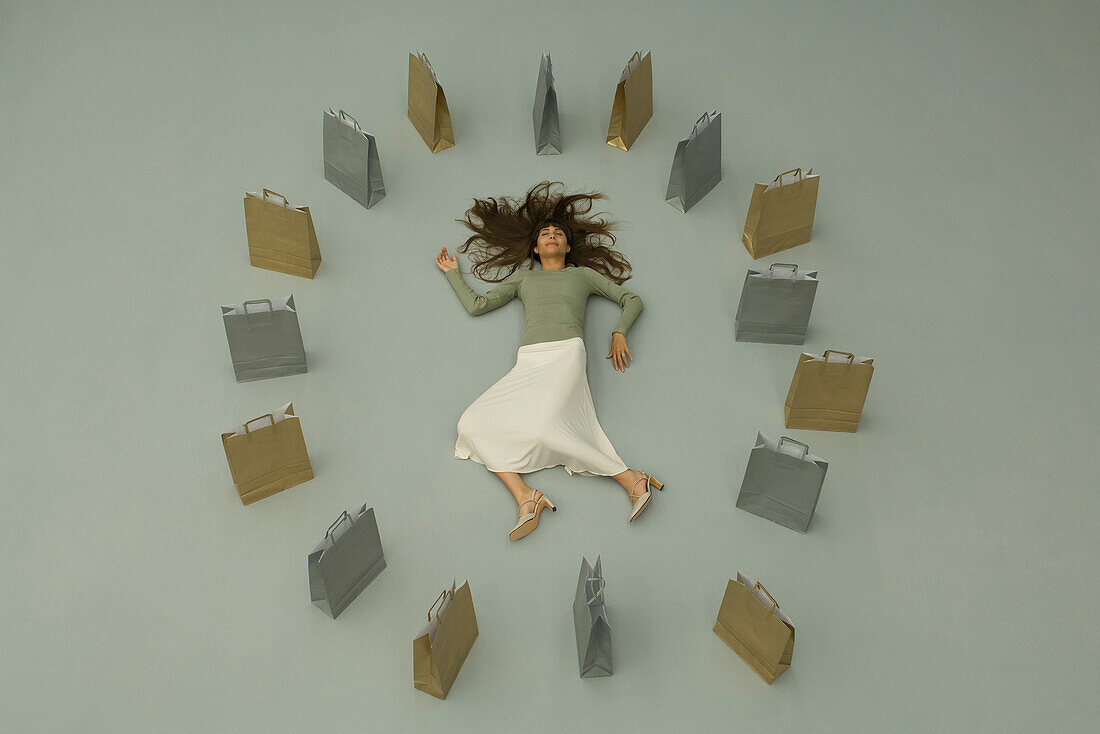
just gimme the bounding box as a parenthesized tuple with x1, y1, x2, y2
(713, 573, 795, 684)
(220, 401, 313, 505)
(784, 350, 874, 432)
(243, 190, 321, 278)
(408, 52, 455, 153)
(413, 581, 479, 699)
(742, 168, 820, 259)
(606, 51, 653, 151)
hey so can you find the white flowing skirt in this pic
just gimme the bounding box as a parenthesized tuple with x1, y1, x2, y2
(455, 337, 629, 477)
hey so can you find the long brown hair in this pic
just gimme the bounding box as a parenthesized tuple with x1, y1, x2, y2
(456, 181, 633, 284)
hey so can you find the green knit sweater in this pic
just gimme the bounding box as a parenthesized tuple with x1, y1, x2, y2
(444, 265, 644, 347)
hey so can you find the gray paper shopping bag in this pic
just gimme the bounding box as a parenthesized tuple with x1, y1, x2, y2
(323, 108, 386, 209)
(736, 434, 827, 533)
(734, 263, 819, 344)
(665, 111, 722, 212)
(308, 504, 386, 619)
(573, 556, 612, 678)
(221, 295, 307, 382)
(533, 53, 561, 155)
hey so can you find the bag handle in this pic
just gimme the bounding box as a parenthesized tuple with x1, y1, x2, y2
(767, 263, 799, 278)
(242, 299, 274, 319)
(261, 189, 289, 207)
(753, 582, 779, 611)
(777, 436, 809, 461)
(772, 168, 803, 187)
(585, 576, 606, 606)
(243, 414, 275, 434)
(326, 510, 351, 538)
(418, 51, 438, 81)
(337, 109, 362, 132)
(822, 349, 855, 365)
(427, 587, 452, 621)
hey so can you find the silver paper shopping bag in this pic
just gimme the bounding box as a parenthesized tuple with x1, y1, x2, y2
(308, 504, 387, 619)
(736, 434, 828, 533)
(573, 556, 612, 678)
(221, 295, 307, 382)
(665, 111, 722, 212)
(532, 53, 561, 155)
(734, 263, 819, 344)
(323, 108, 386, 209)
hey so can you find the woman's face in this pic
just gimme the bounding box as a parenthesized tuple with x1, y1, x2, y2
(534, 224, 570, 258)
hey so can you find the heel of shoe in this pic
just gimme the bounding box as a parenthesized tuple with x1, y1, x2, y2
(648, 475, 664, 491)
(542, 496, 557, 512)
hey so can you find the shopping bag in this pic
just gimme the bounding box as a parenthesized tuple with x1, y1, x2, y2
(408, 51, 455, 153)
(220, 401, 313, 505)
(784, 350, 874, 432)
(323, 108, 386, 209)
(713, 572, 795, 684)
(734, 263, 819, 344)
(242, 189, 321, 278)
(665, 111, 722, 212)
(736, 434, 828, 533)
(413, 581, 479, 699)
(606, 51, 652, 151)
(532, 53, 561, 155)
(573, 556, 612, 678)
(221, 295, 307, 382)
(742, 168, 820, 259)
(308, 504, 386, 619)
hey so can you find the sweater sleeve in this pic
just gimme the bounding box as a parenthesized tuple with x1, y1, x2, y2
(582, 267, 644, 335)
(444, 268, 520, 315)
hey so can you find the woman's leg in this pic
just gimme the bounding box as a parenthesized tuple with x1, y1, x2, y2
(611, 468, 648, 502)
(493, 471, 544, 508)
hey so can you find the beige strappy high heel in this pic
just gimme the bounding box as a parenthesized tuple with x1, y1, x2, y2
(509, 489, 556, 541)
(628, 472, 663, 522)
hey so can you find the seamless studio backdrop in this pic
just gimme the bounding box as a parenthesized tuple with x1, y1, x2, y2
(2, 1, 1098, 732)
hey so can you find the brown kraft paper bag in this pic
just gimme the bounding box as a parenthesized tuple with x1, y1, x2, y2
(606, 51, 653, 151)
(413, 581, 479, 699)
(713, 573, 794, 684)
(408, 52, 455, 153)
(221, 401, 313, 505)
(784, 350, 874, 432)
(742, 168, 820, 259)
(243, 190, 321, 278)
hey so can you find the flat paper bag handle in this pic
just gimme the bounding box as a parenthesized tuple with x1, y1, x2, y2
(777, 436, 809, 460)
(338, 109, 363, 132)
(822, 349, 855, 365)
(242, 299, 273, 317)
(427, 589, 450, 621)
(243, 414, 275, 434)
(754, 582, 779, 611)
(261, 189, 289, 207)
(326, 511, 351, 538)
(586, 576, 606, 606)
(773, 169, 803, 187)
(768, 263, 799, 278)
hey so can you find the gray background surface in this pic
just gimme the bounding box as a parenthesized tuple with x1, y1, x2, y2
(2, 0, 1098, 731)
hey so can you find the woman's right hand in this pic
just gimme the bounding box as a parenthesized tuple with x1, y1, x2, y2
(435, 246, 458, 272)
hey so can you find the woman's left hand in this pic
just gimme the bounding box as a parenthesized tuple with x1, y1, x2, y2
(605, 332, 633, 372)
